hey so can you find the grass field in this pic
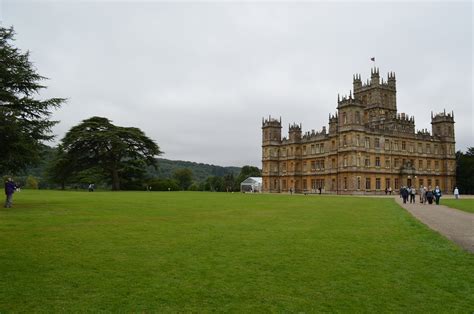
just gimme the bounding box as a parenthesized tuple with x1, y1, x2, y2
(443, 199, 474, 214)
(1, 191, 473, 312)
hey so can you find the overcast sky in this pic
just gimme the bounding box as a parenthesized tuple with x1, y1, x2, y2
(1, 1, 472, 167)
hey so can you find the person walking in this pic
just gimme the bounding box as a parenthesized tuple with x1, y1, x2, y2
(454, 187, 459, 200)
(426, 186, 434, 205)
(409, 186, 416, 204)
(4, 177, 16, 208)
(434, 186, 442, 205)
(419, 185, 425, 203)
(401, 186, 409, 204)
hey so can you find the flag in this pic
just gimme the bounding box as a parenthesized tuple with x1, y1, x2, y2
(370, 57, 375, 62)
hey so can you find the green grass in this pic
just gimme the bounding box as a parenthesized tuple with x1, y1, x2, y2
(1, 191, 473, 312)
(443, 199, 474, 214)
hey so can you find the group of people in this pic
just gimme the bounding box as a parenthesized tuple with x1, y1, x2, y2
(400, 185, 444, 205)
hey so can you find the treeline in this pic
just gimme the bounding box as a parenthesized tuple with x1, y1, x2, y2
(456, 148, 474, 194)
(12, 145, 260, 192)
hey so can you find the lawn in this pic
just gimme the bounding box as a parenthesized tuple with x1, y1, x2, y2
(443, 199, 474, 214)
(1, 191, 473, 312)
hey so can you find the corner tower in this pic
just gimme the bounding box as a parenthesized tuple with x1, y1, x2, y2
(262, 116, 282, 192)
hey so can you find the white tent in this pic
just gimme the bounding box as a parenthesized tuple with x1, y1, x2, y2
(240, 177, 262, 192)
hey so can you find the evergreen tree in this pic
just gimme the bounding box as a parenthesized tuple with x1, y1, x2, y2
(0, 26, 65, 174)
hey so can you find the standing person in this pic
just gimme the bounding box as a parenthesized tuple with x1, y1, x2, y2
(434, 186, 442, 205)
(388, 186, 392, 195)
(409, 186, 416, 204)
(426, 186, 434, 205)
(4, 177, 16, 208)
(401, 186, 409, 204)
(454, 187, 459, 200)
(385, 187, 388, 195)
(419, 185, 425, 203)
(318, 187, 322, 195)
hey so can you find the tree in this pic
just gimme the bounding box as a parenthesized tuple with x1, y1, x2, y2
(456, 147, 474, 194)
(173, 168, 193, 190)
(57, 116, 162, 190)
(0, 26, 65, 174)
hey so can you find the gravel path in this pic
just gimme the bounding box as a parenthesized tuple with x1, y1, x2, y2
(395, 196, 474, 253)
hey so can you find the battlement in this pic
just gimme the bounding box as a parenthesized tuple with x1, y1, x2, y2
(353, 68, 396, 93)
(262, 115, 282, 128)
(289, 122, 302, 132)
(302, 126, 327, 140)
(396, 112, 415, 123)
(431, 110, 454, 123)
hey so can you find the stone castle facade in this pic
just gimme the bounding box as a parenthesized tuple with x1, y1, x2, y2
(261, 67, 456, 194)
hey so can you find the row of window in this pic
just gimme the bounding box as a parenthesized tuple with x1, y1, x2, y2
(268, 177, 447, 192)
(272, 158, 452, 173)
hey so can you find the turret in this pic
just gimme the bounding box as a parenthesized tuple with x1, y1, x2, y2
(262, 116, 282, 144)
(353, 73, 362, 92)
(431, 110, 455, 140)
(288, 123, 302, 142)
(370, 67, 380, 86)
(387, 71, 396, 89)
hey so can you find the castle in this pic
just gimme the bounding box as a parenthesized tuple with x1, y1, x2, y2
(261, 67, 456, 194)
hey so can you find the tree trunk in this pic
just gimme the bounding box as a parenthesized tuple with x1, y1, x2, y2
(112, 168, 120, 191)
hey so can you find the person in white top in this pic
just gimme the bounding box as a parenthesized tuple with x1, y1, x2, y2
(454, 187, 459, 199)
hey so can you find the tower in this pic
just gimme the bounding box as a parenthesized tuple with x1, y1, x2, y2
(262, 116, 282, 192)
(431, 110, 455, 140)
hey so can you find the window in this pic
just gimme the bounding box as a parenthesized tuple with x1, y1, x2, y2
(343, 177, 348, 190)
(303, 162, 307, 172)
(357, 156, 361, 167)
(320, 143, 325, 153)
(303, 179, 307, 190)
(355, 111, 360, 124)
(419, 179, 424, 187)
(343, 135, 347, 146)
(394, 158, 399, 168)
(402, 141, 406, 150)
(395, 178, 399, 189)
(343, 156, 348, 167)
(365, 137, 370, 148)
(356, 135, 360, 146)
(434, 145, 439, 154)
(311, 161, 316, 171)
(427, 160, 432, 170)
(435, 160, 439, 170)
(385, 158, 391, 168)
(385, 139, 390, 150)
(343, 112, 347, 124)
(376, 178, 381, 190)
(282, 180, 287, 190)
(375, 157, 381, 167)
(282, 162, 287, 172)
(332, 141, 336, 150)
(303, 146, 307, 155)
(418, 160, 423, 170)
(435, 179, 439, 187)
(375, 138, 380, 149)
(394, 141, 399, 150)
(332, 158, 336, 169)
(409, 143, 414, 153)
(385, 178, 391, 189)
(311, 145, 315, 154)
(427, 179, 432, 187)
(357, 177, 361, 190)
(418, 143, 423, 153)
(426, 144, 431, 154)
(365, 178, 371, 190)
(365, 156, 370, 167)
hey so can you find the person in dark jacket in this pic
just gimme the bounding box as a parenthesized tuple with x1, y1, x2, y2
(401, 186, 409, 204)
(426, 186, 434, 204)
(4, 178, 16, 208)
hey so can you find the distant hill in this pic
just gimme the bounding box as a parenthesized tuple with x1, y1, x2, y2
(15, 146, 243, 186)
(149, 158, 241, 183)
